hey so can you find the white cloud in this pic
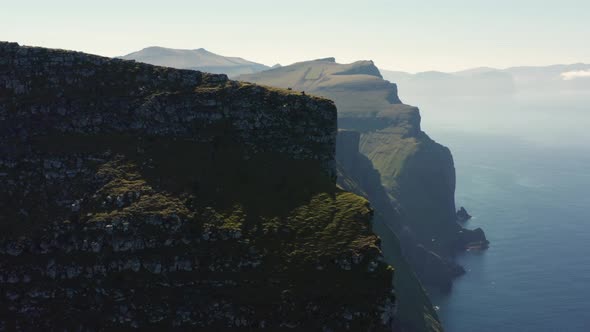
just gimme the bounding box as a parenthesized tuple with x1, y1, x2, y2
(561, 70, 590, 80)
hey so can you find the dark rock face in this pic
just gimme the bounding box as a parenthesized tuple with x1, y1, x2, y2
(0, 43, 395, 331)
(459, 228, 490, 250)
(240, 58, 490, 330)
(456, 206, 472, 222)
(0, 42, 337, 178)
(403, 244, 465, 293)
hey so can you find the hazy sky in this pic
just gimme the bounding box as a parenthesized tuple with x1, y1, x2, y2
(2, 0, 589, 72)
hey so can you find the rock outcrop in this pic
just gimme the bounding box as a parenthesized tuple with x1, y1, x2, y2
(0, 42, 395, 331)
(456, 207, 472, 222)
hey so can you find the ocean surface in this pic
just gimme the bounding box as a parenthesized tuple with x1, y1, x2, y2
(411, 93, 590, 332)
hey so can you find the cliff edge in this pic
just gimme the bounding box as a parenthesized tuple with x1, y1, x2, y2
(239, 58, 489, 293)
(0, 43, 395, 330)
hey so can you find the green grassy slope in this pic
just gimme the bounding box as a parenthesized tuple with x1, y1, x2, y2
(239, 58, 406, 118)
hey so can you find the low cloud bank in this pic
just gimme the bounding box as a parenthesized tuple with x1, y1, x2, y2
(561, 70, 590, 80)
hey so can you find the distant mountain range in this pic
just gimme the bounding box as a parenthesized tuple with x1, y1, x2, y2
(121, 46, 589, 97)
(120, 47, 269, 78)
(382, 64, 590, 98)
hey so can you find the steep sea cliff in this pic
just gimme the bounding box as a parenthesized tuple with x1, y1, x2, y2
(0, 43, 395, 330)
(239, 59, 488, 292)
(407, 93, 590, 332)
(239, 59, 490, 331)
(336, 130, 442, 332)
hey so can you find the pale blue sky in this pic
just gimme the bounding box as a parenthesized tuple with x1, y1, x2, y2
(2, 0, 589, 72)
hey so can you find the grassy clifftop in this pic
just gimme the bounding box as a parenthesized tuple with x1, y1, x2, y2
(239, 58, 409, 118)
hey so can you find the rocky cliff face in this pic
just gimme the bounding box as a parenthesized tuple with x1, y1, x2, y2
(0, 43, 395, 331)
(239, 59, 489, 294)
(337, 130, 442, 332)
(344, 101, 488, 292)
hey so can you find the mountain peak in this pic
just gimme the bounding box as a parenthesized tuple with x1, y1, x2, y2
(120, 46, 270, 78)
(136, 46, 170, 53)
(333, 60, 383, 78)
(313, 57, 336, 63)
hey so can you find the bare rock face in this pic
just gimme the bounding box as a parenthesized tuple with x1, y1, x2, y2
(0, 42, 337, 177)
(0, 43, 395, 331)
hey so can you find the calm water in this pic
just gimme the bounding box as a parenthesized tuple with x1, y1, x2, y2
(412, 94, 590, 332)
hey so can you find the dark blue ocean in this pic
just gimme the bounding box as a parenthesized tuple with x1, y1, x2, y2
(412, 93, 590, 332)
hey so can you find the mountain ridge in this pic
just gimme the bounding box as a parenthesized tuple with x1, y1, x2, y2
(381, 63, 590, 98)
(120, 46, 270, 78)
